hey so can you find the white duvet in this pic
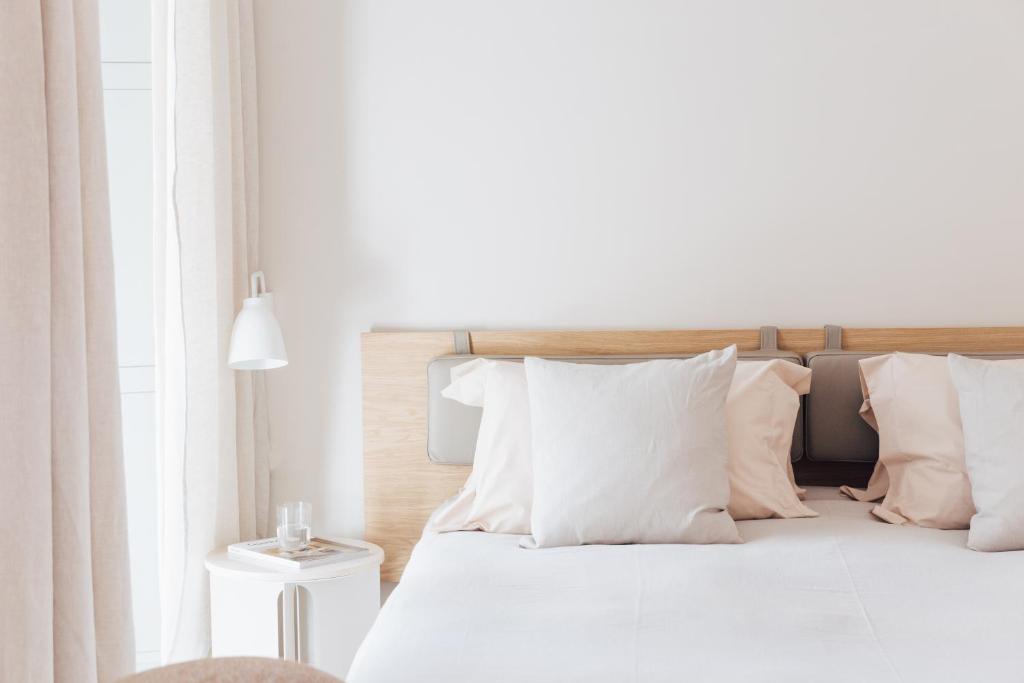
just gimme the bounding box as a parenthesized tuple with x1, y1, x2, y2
(349, 488, 1024, 683)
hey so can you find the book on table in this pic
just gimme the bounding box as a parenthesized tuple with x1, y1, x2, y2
(228, 537, 369, 570)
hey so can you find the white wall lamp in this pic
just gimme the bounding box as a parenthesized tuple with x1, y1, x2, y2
(228, 271, 288, 370)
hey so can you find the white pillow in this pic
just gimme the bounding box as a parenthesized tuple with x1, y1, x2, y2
(948, 354, 1024, 552)
(429, 359, 532, 534)
(522, 347, 741, 548)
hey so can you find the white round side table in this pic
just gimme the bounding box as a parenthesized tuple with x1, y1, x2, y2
(205, 539, 384, 680)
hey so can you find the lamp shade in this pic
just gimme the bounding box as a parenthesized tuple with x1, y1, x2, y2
(228, 272, 288, 370)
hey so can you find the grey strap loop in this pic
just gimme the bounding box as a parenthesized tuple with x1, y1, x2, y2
(824, 324, 843, 350)
(759, 326, 779, 351)
(453, 330, 472, 355)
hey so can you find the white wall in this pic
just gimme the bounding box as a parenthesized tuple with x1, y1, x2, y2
(254, 1, 1024, 537)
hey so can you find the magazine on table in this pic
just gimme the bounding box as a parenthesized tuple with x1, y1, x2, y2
(229, 537, 369, 570)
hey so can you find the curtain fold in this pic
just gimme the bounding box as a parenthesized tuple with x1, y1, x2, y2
(0, 1, 135, 681)
(153, 0, 270, 663)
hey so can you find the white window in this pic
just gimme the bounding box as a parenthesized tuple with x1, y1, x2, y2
(99, 0, 158, 671)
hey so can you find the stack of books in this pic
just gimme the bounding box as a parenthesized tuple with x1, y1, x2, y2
(228, 537, 369, 570)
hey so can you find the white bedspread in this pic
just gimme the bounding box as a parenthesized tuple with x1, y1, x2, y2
(349, 488, 1024, 683)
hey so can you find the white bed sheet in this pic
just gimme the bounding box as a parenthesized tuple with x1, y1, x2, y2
(349, 488, 1024, 683)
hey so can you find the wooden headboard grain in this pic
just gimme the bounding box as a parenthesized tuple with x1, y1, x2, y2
(362, 326, 1024, 581)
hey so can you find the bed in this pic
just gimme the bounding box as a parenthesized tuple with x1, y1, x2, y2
(350, 487, 1024, 683)
(353, 327, 1024, 683)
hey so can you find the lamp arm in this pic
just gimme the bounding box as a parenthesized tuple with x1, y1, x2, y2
(250, 271, 268, 298)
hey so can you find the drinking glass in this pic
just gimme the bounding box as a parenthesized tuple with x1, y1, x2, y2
(277, 501, 312, 551)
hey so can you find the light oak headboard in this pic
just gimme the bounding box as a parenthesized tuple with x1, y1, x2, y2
(362, 326, 1024, 581)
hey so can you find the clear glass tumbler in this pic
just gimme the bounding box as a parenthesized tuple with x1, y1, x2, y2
(276, 501, 312, 551)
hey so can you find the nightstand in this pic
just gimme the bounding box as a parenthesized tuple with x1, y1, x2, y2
(205, 539, 384, 679)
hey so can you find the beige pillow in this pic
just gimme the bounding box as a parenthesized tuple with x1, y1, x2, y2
(727, 360, 817, 521)
(840, 352, 974, 529)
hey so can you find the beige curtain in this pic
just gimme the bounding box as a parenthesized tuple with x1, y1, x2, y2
(153, 0, 270, 662)
(0, 1, 135, 681)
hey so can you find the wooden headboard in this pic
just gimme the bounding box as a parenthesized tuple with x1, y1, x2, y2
(362, 326, 1024, 581)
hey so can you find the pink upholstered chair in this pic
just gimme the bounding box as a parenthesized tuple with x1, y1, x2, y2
(118, 657, 343, 682)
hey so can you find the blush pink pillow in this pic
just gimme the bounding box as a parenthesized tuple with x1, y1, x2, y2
(727, 360, 817, 521)
(840, 352, 975, 529)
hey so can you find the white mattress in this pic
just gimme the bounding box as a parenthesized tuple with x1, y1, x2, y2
(349, 488, 1024, 683)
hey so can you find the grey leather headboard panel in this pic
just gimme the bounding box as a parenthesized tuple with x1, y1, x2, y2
(803, 350, 1024, 463)
(803, 352, 880, 462)
(428, 351, 805, 465)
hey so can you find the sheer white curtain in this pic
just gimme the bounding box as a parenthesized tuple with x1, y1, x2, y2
(0, 1, 135, 680)
(153, 0, 270, 662)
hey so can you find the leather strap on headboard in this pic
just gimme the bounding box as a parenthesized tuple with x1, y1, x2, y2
(824, 324, 843, 350)
(453, 330, 472, 354)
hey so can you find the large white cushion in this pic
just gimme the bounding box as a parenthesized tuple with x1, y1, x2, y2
(948, 354, 1024, 552)
(522, 347, 741, 548)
